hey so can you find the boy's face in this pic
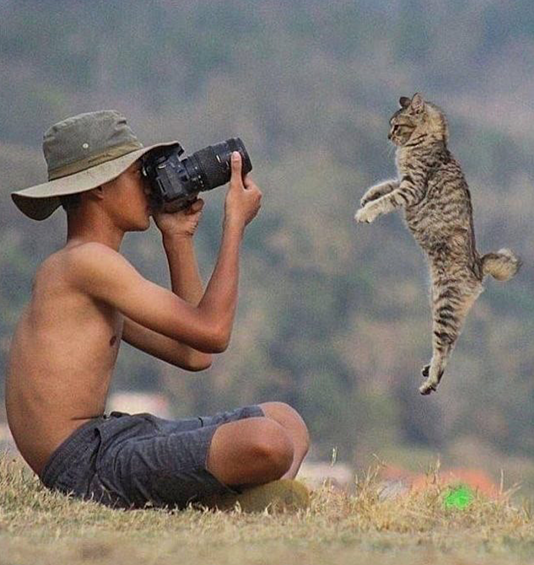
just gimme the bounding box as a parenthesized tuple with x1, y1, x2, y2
(101, 160, 152, 231)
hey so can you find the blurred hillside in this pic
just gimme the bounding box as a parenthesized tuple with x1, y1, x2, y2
(0, 0, 533, 491)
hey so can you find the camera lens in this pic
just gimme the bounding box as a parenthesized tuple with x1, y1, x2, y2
(186, 138, 252, 192)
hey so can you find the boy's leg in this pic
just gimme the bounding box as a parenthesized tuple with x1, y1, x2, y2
(258, 402, 310, 479)
(206, 417, 293, 487)
(207, 402, 310, 487)
(85, 405, 309, 510)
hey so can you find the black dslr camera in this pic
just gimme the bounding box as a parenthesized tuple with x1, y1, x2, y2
(141, 138, 252, 212)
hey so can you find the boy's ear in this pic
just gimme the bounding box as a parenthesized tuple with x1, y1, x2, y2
(411, 93, 425, 112)
(399, 96, 411, 108)
(86, 186, 104, 201)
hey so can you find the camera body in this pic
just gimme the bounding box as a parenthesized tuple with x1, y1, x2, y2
(141, 137, 252, 212)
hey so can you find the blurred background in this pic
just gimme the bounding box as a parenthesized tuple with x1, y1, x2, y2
(0, 0, 533, 495)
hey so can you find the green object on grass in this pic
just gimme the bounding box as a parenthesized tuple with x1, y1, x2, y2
(443, 484, 474, 509)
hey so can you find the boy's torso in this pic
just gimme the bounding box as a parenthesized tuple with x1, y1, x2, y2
(6, 245, 124, 475)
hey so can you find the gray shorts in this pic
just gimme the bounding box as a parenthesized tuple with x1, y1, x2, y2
(39, 405, 264, 510)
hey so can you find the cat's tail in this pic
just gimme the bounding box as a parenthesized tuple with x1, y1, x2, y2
(481, 248, 522, 281)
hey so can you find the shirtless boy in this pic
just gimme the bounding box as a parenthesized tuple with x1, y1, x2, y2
(6, 110, 309, 510)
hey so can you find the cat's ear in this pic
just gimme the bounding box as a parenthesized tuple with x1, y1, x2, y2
(399, 96, 411, 108)
(411, 93, 425, 112)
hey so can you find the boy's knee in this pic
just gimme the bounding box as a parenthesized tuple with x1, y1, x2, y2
(207, 415, 296, 485)
(250, 419, 294, 478)
(260, 401, 310, 452)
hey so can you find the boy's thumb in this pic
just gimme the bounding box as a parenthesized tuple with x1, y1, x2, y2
(231, 151, 242, 173)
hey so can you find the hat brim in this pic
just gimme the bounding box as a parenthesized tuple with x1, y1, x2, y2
(11, 141, 179, 220)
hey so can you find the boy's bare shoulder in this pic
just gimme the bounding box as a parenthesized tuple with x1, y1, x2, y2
(31, 243, 138, 301)
(55, 242, 145, 302)
(62, 242, 135, 278)
(30, 243, 111, 293)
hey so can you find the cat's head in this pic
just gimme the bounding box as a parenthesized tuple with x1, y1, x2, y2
(388, 93, 449, 147)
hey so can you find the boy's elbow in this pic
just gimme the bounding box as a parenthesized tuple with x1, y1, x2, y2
(187, 356, 213, 371)
(208, 336, 229, 354)
(179, 352, 213, 371)
(207, 325, 231, 353)
(194, 318, 231, 354)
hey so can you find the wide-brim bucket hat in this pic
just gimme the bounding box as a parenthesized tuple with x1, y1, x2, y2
(11, 110, 179, 220)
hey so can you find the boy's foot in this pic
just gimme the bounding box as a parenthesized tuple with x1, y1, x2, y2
(201, 479, 310, 513)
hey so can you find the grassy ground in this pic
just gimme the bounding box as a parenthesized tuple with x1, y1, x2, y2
(1, 454, 533, 565)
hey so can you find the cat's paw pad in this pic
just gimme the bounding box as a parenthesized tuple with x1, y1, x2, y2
(421, 364, 430, 378)
(355, 205, 379, 224)
(419, 380, 437, 395)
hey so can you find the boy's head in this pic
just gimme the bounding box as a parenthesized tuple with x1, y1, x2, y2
(11, 110, 178, 222)
(83, 158, 155, 232)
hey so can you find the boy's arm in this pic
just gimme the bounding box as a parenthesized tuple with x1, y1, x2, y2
(121, 317, 210, 370)
(122, 199, 212, 370)
(68, 152, 261, 359)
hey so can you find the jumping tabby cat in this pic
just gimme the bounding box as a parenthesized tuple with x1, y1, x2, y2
(355, 93, 521, 395)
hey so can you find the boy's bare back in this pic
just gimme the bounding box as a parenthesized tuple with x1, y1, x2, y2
(6, 244, 124, 475)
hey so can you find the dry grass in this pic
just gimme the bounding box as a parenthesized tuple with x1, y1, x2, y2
(1, 453, 533, 565)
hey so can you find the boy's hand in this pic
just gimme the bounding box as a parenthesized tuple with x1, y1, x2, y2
(153, 198, 205, 239)
(224, 152, 262, 228)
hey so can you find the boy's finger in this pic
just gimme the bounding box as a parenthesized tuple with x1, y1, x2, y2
(183, 198, 204, 215)
(230, 152, 243, 188)
(190, 198, 204, 213)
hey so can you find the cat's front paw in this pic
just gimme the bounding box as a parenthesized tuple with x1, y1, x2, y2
(360, 193, 377, 208)
(355, 204, 380, 224)
(419, 380, 437, 395)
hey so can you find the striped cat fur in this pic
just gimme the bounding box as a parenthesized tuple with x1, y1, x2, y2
(355, 93, 521, 395)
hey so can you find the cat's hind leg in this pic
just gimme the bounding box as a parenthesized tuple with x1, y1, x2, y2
(419, 282, 483, 395)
